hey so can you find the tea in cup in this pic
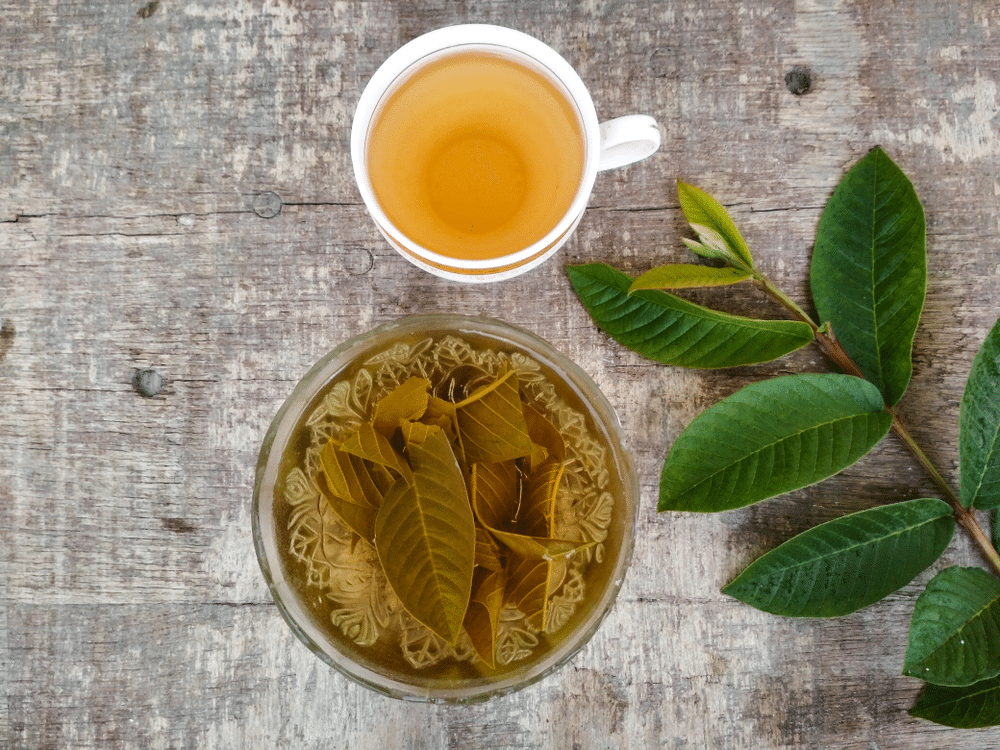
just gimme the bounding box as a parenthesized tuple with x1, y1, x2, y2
(351, 25, 660, 282)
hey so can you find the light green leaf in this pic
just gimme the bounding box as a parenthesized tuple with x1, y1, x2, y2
(677, 180, 754, 269)
(629, 264, 752, 292)
(903, 566, 1000, 687)
(567, 263, 813, 369)
(910, 674, 1000, 728)
(722, 498, 954, 617)
(374, 426, 476, 645)
(810, 146, 926, 407)
(960, 317, 1000, 509)
(659, 373, 892, 512)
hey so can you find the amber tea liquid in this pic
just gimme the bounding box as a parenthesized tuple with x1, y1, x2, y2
(365, 49, 586, 261)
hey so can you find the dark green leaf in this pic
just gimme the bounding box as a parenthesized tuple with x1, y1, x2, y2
(677, 180, 754, 269)
(994, 510, 1000, 555)
(903, 566, 1000, 687)
(810, 147, 926, 407)
(659, 373, 892, 512)
(910, 674, 1000, 728)
(960, 317, 1000, 509)
(722, 498, 954, 617)
(568, 263, 813, 369)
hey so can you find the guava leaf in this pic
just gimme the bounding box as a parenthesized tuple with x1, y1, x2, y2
(471, 461, 584, 560)
(677, 180, 754, 269)
(374, 427, 476, 645)
(318, 441, 377, 509)
(910, 675, 1000, 728)
(464, 569, 506, 669)
(341, 422, 411, 481)
(316, 474, 377, 544)
(722, 498, 954, 617)
(629, 264, 752, 292)
(372, 376, 431, 436)
(903, 566, 1000, 687)
(568, 263, 813, 369)
(518, 457, 564, 539)
(810, 146, 926, 407)
(505, 554, 569, 631)
(455, 365, 534, 464)
(659, 373, 892, 512)
(960, 317, 1000, 509)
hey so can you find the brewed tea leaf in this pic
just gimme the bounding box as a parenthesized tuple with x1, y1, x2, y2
(375, 427, 476, 644)
(523, 403, 566, 462)
(630, 264, 752, 292)
(472, 461, 585, 560)
(319, 441, 376, 509)
(475, 527, 504, 573)
(341, 422, 412, 481)
(456, 365, 534, 464)
(960, 317, 1000, 509)
(400, 420, 437, 445)
(568, 263, 813, 369)
(316, 448, 377, 543)
(471, 460, 521, 530)
(349, 454, 387, 508)
(506, 554, 569, 631)
(464, 569, 506, 668)
(519, 457, 565, 539)
(372, 376, 431, 436)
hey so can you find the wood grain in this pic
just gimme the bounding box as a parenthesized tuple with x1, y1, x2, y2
(3, 1, 1000, 747)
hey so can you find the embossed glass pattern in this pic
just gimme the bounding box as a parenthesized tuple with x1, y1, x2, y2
(253, 315, 638, 702)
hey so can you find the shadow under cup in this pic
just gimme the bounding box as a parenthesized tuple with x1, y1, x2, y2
(351, 27, 602, 282)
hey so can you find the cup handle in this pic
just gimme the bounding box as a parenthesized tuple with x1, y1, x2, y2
(597, 115, 661, 172)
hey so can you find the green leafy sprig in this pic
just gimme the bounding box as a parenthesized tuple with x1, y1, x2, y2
(568, 146, 1000, 729)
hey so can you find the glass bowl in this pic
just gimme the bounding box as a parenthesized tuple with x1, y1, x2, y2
(252, 314, 638, 702)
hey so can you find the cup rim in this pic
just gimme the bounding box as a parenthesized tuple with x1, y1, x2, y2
(350, 25, 601, 272)
(252, 314, 639, 702)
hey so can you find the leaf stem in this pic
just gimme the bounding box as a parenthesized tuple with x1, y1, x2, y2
(891, 411, 1000, 575)
(754, 268, 1000, 576)
(752, 272, 818, 332)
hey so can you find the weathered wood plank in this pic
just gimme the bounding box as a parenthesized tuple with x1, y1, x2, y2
(4, 0, 1000, 748)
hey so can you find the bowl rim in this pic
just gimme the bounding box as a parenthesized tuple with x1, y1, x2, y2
(252, 313, 639, 702)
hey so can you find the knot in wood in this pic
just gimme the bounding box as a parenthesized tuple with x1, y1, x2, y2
(784, 66, 813, 96)
(133, 368, 165, 397)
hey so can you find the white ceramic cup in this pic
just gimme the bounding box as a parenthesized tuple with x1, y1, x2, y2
(351, 24, 660, 283)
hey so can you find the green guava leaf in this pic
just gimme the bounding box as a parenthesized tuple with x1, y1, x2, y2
(659, 373, 892, 512)
(810, 146, 926, 407)
(629, 264, 752, 292)
(903, 566, 1000, 687)
(567, 263, 813, 369)
(722, 498, 954, 617)
(910, 674, 1000, 728)
(677, 180, 754, 269)
(960, 317, 1000, 509)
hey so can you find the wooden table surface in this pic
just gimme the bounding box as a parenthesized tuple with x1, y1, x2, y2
(4, 1, 1000, 748)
